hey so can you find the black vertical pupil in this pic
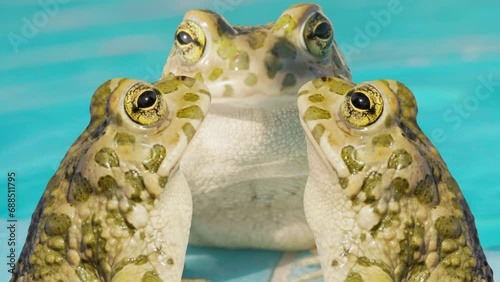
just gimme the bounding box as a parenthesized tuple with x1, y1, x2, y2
(314, 22, 332, 39)
(176, 31, 193, 45)
(351, 92, 371, 110)
(137, 90, 157, 108)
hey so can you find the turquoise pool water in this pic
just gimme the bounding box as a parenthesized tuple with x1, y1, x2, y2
(1, 0, 498, 280)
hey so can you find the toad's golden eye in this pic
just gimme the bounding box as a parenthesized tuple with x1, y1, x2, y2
(341, 84, 383, 127)
(174, 20, 206, 64)
(124, 83, 167, 126)
(303, 12, 333, 57)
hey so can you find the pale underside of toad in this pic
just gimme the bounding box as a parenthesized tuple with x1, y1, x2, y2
(163, 3, 352, 251)
(12, 76, 211, 281)
(298, 77, 493, 281)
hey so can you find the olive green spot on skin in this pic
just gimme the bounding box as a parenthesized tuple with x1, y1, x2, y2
(272, 40, 297, 59)
(345, 272, 364, 282)
(223, 84, 234, 97)
(445, 177, 461, 194)
(45, 213, 71, 236)
(331, 260, 339, 267)
(217, 36, 237, 59)
(264, 52, 283, 79)
(247, 30, 267, 49)
(125, 170, 146, 201)
(167, 258, 174, 265)
(180, 76, 196, 87)
(310, 124, 325, 143)
(441, 238, 459, 254)
(194, 72, 204, 82)
(281, 73, 296, 89)
(372, 134, 394, 147)
(142, 270, 162, 282)
(158, 176, 169, 188)
(176, 105, 204, 120)
(114, 132, 136, 146)
(95, 147, 120, 168)
(388, 149, 413, 170)
(183, 92, 200, 102)
(143, 144, 166, 173)
(339, 177, 349, 189)
(308, 94, 325, 103)
(70, 172, 93, 202)
(298, 90, 309, 96)
(414, 174, 438, 205)
(303, 106, 331, 121)
(229, 51, 250, 70)
(356, 257, 393, 279)
(198, 89, 210, 96)
(312, 78, 325, 89)
(360, 233, 366, 241)
(154, 79, 180, 94)
(244, 73, 258, 86)
(208, 67, 223, 80)
(385, 115, 394, 128)
(272, 14, 297, 35)
(114, 255, 148, 275)
(406, 264, 430, 282)
(360, 171, 382, 203)
(114, 114, 123, 126)
(391, 177, 409, 201)
(341, 145, 365, 175)
(398, 219, 426, 275)
(182, 123, 196, 142)
(436, 216, 462, 239)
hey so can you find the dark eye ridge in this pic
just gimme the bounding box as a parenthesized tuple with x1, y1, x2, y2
(350, 91, 371, 110)
(137, 90, 157, 109)
(176, 31, 193, 45)
(313, 22, 332, 39)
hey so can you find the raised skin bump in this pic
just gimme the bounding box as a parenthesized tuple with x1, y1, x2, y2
(114, 132, 136, 146)
(12, 76, 211, 281)
(298, 77, 493, 281)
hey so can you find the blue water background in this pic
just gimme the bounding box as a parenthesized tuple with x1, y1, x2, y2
(0, 0, 499, 280)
